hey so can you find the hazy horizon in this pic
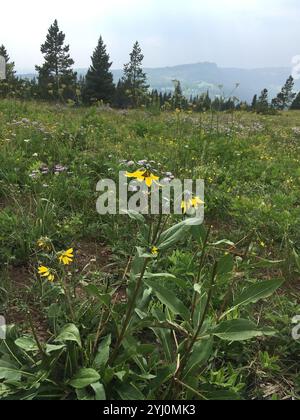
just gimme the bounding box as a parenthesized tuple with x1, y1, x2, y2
(1, 0, 300, 73)
(15, 61, 296, 75)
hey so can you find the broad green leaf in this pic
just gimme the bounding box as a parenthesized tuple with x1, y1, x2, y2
(233, 279, 284, 308)
(183, 338, 213, 378)
(250, 259, 283, 269)
(151, 308, 173, 363)
(76, 388, 94, 400)
(192, 291, 208, 328)
(15, 337, 39, 352)
(85, 285, 111, 307)
(45, 344, 66, 354)
(212, 319, 275, 341)
(184, 217, 204, 226)
(0, 359, 21, 381)
(55, 324, 82, 348)
(217, 254, 234, 275)
(122, 210, 145, 224)
(69, 368, 100, 389)
(148, 365, 176, 395)
(116, 382, 145, 400)
(191, 224, 207, 244)
(157, 218, 200, 251)
(91, 382, 106, 400)
(130, 254, 148, 276)
(222, 279, 284, 319)
(94, 335, 111, 370)
(144, 278, 190, 321)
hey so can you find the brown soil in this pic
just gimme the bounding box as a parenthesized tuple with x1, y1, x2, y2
(1, 242, 114, 342)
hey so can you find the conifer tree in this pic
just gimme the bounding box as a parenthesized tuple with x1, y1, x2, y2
(0, 45, 9, 62)
(290, 91, 300, 110)
(256, 88, 269, 113)
(172, 80, 184, 109)
(83, 36, 115, 104)
(122, 41, 149, 107)
(271, 76, 296, 110)
(114, 79, 130, 108)
(36, 20, 77, 101)
(251, 94, 257, 110)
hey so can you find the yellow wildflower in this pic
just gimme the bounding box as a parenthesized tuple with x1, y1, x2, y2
(58, 248, 74, 265)
(191, 196, 204, 208)
(151, 246, 159, 257)
(38, 266, 55, 282)
(37, 237, 52, 252)
(181, 196, 204, 214)
(181, 199, 191, 214)
(126, 170, 159, 188)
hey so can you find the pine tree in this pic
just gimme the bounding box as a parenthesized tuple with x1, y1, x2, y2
(256, 88, 269, 113)
(36, 20, 77, 101)
(0, 45, 9, 62)
(251, 94, 257, 110)
(83, 36, 115, 104)
(114, 79, 130, 108)
(271, 76, 296, 110)
(172, 80, 184, 109)
(122, 41, 149, 107)
(290, 92, 300, 110)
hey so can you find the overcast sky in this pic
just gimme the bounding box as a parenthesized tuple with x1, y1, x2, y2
(1, 0, 300, 72)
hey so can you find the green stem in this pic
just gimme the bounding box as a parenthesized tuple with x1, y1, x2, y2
(176, 262, 218, 384)
(174, 378, 208, 400)
(190, 225, 212, 321)
(109, 258, 149, 364)
(61, 279, 75, 321)
(154, 215, 170, 246)
(27, 310, 46, 357)
(151, 213, 163, 245)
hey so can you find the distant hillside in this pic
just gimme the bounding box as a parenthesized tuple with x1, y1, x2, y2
(18, 62, 299, 102)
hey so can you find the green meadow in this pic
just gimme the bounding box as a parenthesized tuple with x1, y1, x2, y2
(0, 100, 299, 400)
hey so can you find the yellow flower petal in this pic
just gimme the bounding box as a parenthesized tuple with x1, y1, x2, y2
(126, 170, 145, 178)
(145, 177, 153, 187)
(38, 266, 49, 274)
(151, 247, 159, 256)
(48, 274, 55, 282)
(65, 248, 74, 257)
(58, 248, 74, 265)
(191, 197, 204, 208)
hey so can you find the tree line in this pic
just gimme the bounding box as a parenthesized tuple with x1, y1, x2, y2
(1, 19, 300, 112)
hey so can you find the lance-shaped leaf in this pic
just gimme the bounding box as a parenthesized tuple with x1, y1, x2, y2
(212, 319, 275, 341)
(144, 278, 190, 321)
(221, 278, 284, 319)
